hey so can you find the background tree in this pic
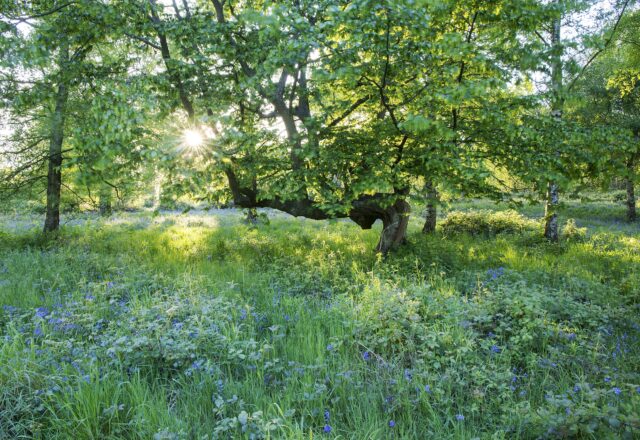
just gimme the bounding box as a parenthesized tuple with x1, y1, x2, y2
(0, 1, 154, 228)
(573, 9, 640, 221)
(532, 0, 633, 240)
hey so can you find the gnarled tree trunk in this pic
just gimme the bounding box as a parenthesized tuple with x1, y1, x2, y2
(422, 180, 437, 234)
(225, 165, 411, 253)
(349, 196, 410, 254)
(376, 200, 411, 254)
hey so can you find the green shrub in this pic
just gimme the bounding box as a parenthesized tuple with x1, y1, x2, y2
(469, 278, 612, 354)
(612, 190, 627, 203)
(561, 218, 588, 243)
(441, 210, 539, 237)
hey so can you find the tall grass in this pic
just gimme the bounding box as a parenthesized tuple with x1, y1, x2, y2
(1, 202, 639, 439)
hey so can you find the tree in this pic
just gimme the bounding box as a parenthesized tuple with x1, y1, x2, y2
(422, 180, 438, 234)
(0, 1, 153, 229)
(1, 2, 100, 230)
(532, 0, 633, 240)
(114, 0, 551, 253)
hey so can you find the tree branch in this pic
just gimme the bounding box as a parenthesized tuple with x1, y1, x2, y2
(567, 0, 631, 91)
(326, 96, 371, 128)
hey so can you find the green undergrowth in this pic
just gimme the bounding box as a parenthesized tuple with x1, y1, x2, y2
(1, 203, 639, 439)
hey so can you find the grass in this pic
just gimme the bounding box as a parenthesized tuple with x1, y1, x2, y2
(0, 198, 639, 439)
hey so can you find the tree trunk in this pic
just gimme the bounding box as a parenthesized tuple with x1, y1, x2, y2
(422, 180, 437, 234)
(99, 183, 112, 216)
(626, 156, 636, 222)
(43, 43, 69, 233)
(626, 177, 636, 222)
(376, 199, 410, 254)
(544, 10, 562, 242)
(544, 181, 559, 241)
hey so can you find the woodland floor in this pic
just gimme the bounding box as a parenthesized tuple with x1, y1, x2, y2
(0, 196, 639, 439)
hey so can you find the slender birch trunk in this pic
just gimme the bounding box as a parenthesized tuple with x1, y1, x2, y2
(44, 41, 69, 233)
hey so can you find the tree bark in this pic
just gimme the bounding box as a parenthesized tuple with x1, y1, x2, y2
(626, 176, 636, 222)
(43, 43, 69, 233)
(422, 180, 437, 234)
(544, 181, 559, 241)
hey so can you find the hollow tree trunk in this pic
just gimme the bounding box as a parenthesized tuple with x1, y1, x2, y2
(422, 180, 437, 234)
(43, 43, 69, 233)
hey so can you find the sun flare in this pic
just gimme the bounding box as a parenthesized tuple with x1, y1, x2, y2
(182, 129, 204, 149)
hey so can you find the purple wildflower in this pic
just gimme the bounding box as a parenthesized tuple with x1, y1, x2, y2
(613, 387, 622, 395)
(404, 369, 412, 381)
(3, 305, 18, 315)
